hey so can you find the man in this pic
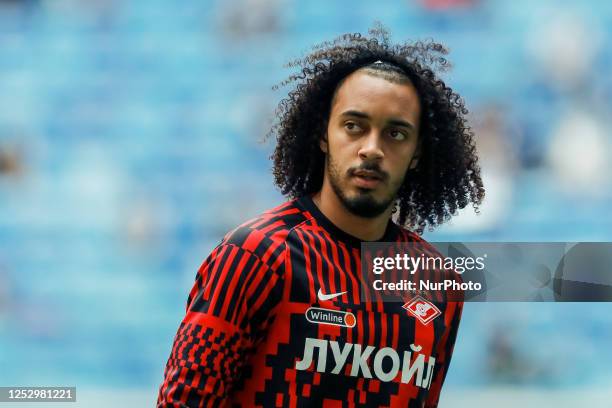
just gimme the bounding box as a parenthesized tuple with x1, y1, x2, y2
(158, 26, 484, 407)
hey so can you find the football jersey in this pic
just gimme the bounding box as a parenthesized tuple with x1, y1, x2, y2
(157, 195, 463, 407)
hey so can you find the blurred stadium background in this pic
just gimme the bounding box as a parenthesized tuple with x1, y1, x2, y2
(0, 0, 611, 406)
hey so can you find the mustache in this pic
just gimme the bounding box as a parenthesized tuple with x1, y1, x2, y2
(348, 163, 388, 181)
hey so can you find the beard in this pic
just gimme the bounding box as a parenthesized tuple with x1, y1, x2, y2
(327, 152, 402, 218)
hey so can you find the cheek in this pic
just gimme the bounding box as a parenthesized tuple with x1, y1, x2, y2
(388, 150, 416, 178)
(388, 155, 412, 184)
(328, 135, 358, 161)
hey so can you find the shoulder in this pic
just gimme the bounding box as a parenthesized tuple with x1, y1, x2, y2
(395, 225, 426, 243)
(395, 224, 464, 297)
(219, 199, 310, 265)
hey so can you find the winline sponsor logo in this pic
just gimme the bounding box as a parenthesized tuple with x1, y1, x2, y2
(305, 307, 356, 328)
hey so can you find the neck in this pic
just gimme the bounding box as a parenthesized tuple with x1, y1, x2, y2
(312, 181, 393, 242)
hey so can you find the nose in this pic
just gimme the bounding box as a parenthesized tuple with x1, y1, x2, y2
(358, 131, 384, 162)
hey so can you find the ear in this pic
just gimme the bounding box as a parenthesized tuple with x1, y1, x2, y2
(319, 133, 328, 153)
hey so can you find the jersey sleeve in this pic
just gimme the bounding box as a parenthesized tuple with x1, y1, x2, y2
(157, 242, 285, 408)
(424, 300, 463, 408)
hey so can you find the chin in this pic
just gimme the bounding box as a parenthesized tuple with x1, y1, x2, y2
(353, 188, 385, 202)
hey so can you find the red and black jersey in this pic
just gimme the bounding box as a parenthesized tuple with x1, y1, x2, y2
(157, 195, 463, 407)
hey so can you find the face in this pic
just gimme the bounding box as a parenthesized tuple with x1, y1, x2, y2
(321, 69, 421, 218)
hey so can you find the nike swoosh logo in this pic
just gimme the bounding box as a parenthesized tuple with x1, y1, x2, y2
(317, 288, 347, 301)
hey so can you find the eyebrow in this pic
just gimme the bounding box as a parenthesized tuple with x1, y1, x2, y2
(340, 110, 415, 131)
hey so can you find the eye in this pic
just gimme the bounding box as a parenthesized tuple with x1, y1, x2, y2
(389, 129, 407, 141)
(344, 121, 363, 133)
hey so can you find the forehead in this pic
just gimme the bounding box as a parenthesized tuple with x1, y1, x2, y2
(330, 70, 421, 120)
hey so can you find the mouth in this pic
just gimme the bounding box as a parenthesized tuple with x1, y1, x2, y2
(351, 169, 384, 189)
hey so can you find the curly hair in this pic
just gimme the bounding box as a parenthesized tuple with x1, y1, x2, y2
(268, 24, 485, 234)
